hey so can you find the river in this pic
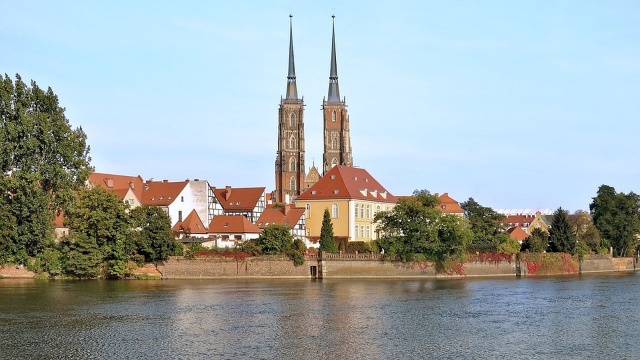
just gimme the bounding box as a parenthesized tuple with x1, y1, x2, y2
(1, 274, 639, 359)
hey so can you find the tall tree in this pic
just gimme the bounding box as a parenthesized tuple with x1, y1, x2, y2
(548, 207, 575, 253)
(130, 206, 178, 262)
(590, 185, 640, 257)
(460, 197, 505, 252)
(319, 208, 338, 253)
(567, 210, 600, 253)
(0, 74, 92, 261)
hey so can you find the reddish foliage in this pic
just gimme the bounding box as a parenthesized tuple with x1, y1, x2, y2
(525, 260, 542, 275)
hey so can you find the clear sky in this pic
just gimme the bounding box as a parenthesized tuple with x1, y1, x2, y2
(2, 1, 639, 212)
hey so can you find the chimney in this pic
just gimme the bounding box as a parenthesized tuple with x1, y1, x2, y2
(163, 179, 168, 183)
(128, 181, 134, 190)
(284, 204, 290, 215)
(225, 186, 232, 200)
(106, 178, 114, 188)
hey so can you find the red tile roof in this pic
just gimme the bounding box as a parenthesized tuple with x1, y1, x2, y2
(208, 215, 261, 234)
(89, 172, 145, 200)
(507, 226, 529, 241)
(256, 205, 305, 229)
(141, 180, 189, 206)
(437, 193, 464, 214)
(501, 214, 536, 227)
(212, 186, 265, 211)
(172, 209, 207, 234)
(296, 166, 397, 203)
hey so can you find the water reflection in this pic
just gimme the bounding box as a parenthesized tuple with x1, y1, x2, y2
(1, 275, 640, 359)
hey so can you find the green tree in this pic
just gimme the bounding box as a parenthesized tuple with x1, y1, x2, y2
(460, 197, 505, 252)
(497, 236, 521, 255)
(319, 208, 338, 253)
(61, 234, 103, 278)
(590, 185, 640, 257)
(256, 224, 294, 254)
(567, 210, 600, 253)
(130, 206, 178, 262)
(548, 207, 575, 253)
(521, 228, 549, 253)
(0, 74, 92, 260)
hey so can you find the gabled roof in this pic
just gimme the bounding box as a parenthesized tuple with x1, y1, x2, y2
(501, 214, 536, 227)
(296, 166, 397, 203)
(141, 180, 189, 206)
(507, 226, 529, 241)
(89, 172, 145, 200)
(172, 210, 207, 235)
(437, 193, 464, 214)
(208, 215, 261, 234)
(256, 205, 305, 229)
(212, 186, 265, 212)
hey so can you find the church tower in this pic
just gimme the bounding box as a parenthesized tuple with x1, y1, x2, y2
(275, 15, 305, 204)
(322, 15, 352, 175)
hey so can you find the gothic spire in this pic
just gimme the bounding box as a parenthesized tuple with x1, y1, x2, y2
(285, 14, 298, 100)
(327, 15, 341, 102)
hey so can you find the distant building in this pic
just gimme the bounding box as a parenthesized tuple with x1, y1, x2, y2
(88, 172, 144, 208)
(296, 165, 396, 242)
(141, 179, 215, 228)
(435, 192, 464, 216)
(257, 204, 308, 246)
(211, 186, 266, 223)
(207, 215, 261, 248)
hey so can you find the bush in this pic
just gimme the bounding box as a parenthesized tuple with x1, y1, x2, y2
(287, 250, 305, 266)
(345, 241, 373, 253)
(293, 238, 307, 252)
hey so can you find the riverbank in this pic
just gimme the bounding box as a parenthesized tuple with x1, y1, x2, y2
(2, 253, 637, 279)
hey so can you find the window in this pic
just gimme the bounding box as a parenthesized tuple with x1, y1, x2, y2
(366, 205, 370, 219)
(366, 226, 370, 238)
(178, 211, 183, 222)
(332, 203, 338, 218)
(376, 205, 380, 215)
(290, 113, 296, 127)
(355, 204, 359, 218)
(290, 157, 296, 172)
(354, 224, 358, 238)
(290, 136, 296, 149)
(128, 199, 134, 206)
(332, 110, 337, 122)
(332, 137, 338, 150)
(360, 226, 364, 238)
(290, 177, 296, 191)
(181, 196, 184, 202)
(360, 206, 364, 218)
(306, 204, 310, 218)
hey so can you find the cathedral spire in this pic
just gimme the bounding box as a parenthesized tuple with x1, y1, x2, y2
(285, 14, 298, 100)
(327, 15, 340, 103)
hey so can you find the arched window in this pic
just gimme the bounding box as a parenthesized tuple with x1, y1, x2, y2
(355, 204, 359, 218)
(289, 157, 296, 172)
(332, 110, 337, 122)
(376, 205, 381, 216)
(332, 203, 338, 218)
(290, 136, 296, 149)
(332, 137, 338, 150)
(290, 113, 296, 127)
(331, 158, 338, 168)
(290, 177, 296, 191)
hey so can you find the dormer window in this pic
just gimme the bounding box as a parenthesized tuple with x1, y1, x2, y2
(333, 190, 339, 194)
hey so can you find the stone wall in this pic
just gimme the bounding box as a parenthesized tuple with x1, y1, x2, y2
(158, 256, 312, 279)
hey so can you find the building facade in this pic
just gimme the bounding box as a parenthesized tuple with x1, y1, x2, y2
(322, 16, 352, 175)
(275, 15, 305, 204)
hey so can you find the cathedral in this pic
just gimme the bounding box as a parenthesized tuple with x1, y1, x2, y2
(274, 15, 353, 204)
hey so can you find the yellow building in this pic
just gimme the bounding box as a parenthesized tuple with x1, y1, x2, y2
(295, 166, 397, 242)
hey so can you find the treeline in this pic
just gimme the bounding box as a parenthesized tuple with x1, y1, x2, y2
(0, 74, 181, 278)
(352, 188, 639, 265)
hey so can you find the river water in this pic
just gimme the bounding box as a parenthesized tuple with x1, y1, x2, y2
(1, 274, 639, 359)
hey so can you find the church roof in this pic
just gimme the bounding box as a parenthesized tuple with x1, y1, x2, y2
(297, 165, 396, 203)
(326, 15, 341, 103)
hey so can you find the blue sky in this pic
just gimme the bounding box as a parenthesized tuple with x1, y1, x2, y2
(2, 1, 639, 212)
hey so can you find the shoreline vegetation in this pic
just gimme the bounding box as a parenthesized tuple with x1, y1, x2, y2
(3, 74, 640, 280)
